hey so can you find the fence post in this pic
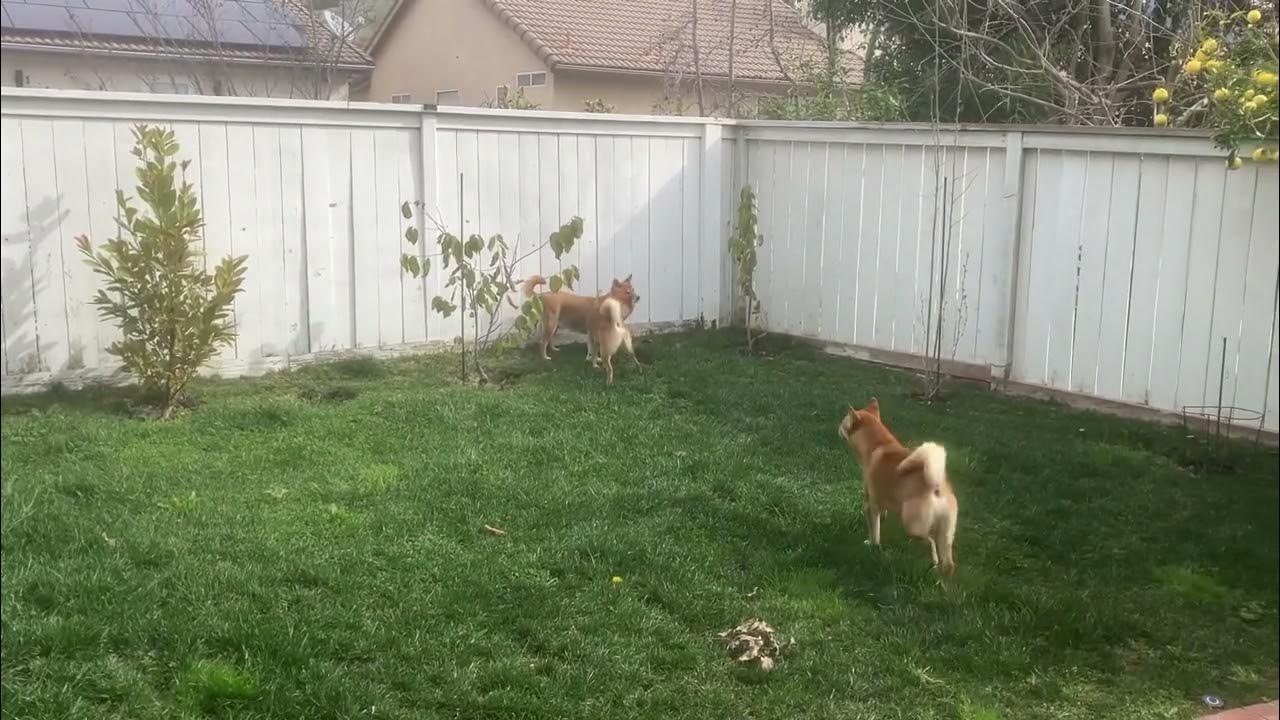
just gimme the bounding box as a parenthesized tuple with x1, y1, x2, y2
(417, 109, 438, 333)
(998, 130, 1026, 384)
(700, 121, 726, 325)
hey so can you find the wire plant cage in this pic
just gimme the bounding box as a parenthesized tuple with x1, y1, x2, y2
(1180, 337, 1267, 448)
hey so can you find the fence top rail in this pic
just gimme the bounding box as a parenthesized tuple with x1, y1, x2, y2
(3, 87, 1217, 139)
(733, 116, 1215, 140)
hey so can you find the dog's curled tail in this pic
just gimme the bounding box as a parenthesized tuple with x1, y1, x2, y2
(522, 274, 547, 298)
(899, 442, 947, 497)
(600, 296, 624, 328)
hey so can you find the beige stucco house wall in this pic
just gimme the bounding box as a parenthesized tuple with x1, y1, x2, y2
(365, 0, 794, 115)
(1, 49, 357, 98)
(365, 0, 552, 107)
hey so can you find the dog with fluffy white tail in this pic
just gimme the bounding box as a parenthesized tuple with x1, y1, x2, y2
(838, 399, 959, 576)
(588, 296, 640, 385)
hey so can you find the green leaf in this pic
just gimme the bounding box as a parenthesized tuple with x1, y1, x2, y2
(400, 254, 421, 277)
(431, 296, 457, 317)
(405, 225, 420, 245)
(401, 201, 413, 219)
(549, 275, 563, 293)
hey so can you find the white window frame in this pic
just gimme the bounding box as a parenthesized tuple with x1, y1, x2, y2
(435, 89, 460, 105)
(516, 71, 546, 88)
(390, 92, 413, 104)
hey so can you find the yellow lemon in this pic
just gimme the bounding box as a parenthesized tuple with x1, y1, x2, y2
(1247, 9, 1262, 24)
(1244, 100, 1258, 112)
(1254, 94, 1269, 105)
(1227, 155, 1243, 170)
(1153, 113, 1169, 127)
(1153, 87, 1170, 103)
(1205, 60, 1224, 74)
(1201, 38, 1219, 54)
(1245, 89, 1257, 100)
(1185, 59, 1203, 75)
(1214, 87, 1230, 101)
(1252, 147, 1269, 162)
(1194, 50, 1209, 63)
(1268, 74, 1280, 89)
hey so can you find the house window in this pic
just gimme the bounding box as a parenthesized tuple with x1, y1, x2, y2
(516, 71, 546, 88)
(435, 89, 459, 105)
(391, 93, 412, 104)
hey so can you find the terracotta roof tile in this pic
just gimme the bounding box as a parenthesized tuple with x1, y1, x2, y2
(1, 0, 373, 68)
(482, 0, 839, 83)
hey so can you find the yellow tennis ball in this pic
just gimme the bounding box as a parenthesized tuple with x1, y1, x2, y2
(1153, 87, 1170, 103)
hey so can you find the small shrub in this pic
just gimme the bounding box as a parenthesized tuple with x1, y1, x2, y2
(76, 124, 248, 419)
(482, 87, 541, 110)
(582, 97, 615, 113)
(400, 203, 581, 382)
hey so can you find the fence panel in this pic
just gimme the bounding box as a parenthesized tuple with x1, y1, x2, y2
(2, 89, 1275, 433)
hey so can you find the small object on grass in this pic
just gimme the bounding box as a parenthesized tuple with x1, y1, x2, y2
(717, 618, 792, 673)
(1201, 694, 1224, 709)
(483, 524, 507, 537)
(611, 575, 623, 587)
(745, 587, 761, 600)
(1236, 600, 1265, 622)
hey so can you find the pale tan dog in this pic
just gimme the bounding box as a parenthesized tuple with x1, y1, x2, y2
(522, 274, 639, 361)
(588, 296, 641, 385)
(838, 399, 959, 576)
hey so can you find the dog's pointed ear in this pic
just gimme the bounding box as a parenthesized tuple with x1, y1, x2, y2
(867, 397, 880, 416)
(624, 274, 632, 283)
(611, 278, 621, 288)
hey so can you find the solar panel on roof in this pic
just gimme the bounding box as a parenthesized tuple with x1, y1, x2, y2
(258, 20, 302, 46)
(68, 7, 143, 35)
(5, 2, 76, 33)
(2, 0, 311, 48)
(126, 10, 195, 41)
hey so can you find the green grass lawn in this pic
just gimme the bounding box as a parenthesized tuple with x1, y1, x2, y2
(2, 330, 1277, 720)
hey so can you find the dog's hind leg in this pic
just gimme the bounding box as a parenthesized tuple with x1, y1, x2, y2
(621, 328, 642, 368)
(930, 511, 957, 576)
(540, 312, 559, 360)
(864, 488, 882, 547)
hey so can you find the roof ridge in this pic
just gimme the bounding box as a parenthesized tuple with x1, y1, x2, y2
(480, 0, 560, 68)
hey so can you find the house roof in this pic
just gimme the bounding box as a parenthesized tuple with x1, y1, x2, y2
(0, 0, 374, 69)
(369, 0, 842, 83)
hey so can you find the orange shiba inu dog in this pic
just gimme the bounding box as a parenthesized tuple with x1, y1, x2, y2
(589, 296, 640, 385)
(521, 274, 640, 361)
(838, 399, 958, 576)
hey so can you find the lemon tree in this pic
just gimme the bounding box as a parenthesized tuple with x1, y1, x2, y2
(1152, 7, 1278, 166)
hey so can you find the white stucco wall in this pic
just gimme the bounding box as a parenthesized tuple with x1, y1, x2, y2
(2, 48, 358, 99)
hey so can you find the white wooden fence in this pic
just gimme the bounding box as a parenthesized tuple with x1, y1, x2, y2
(2, 88, 1276, 432)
